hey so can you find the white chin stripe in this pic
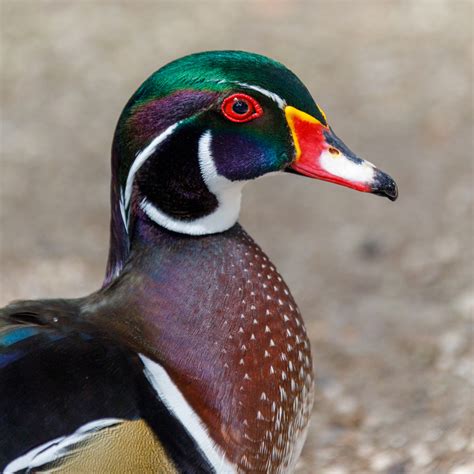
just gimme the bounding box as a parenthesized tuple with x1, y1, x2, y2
(141, 130, 245, 236)
(320, 149, 375, 183)
(139, 355, 236, 473)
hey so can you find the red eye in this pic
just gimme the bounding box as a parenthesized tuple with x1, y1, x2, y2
(221, 93, 263, 123)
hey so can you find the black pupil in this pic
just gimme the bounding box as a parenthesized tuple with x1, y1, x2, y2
(232, 100, 249, 115)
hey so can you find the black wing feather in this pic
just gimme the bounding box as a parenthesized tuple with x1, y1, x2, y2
(0, 300, 214, 473)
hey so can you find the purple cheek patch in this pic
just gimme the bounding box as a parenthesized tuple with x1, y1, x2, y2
(129, 91, 218, 145)
(211, 132, 277, 181)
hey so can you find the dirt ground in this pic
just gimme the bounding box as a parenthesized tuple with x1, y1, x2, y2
(1, 1, 472, 473)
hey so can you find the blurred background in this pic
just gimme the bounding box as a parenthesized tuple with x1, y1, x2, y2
(1, 1, 472, 472)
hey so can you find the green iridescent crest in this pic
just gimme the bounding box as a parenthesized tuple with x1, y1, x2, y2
(126, 50, 321, 119)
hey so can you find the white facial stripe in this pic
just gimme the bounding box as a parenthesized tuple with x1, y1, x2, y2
(122, 122, 180, 230)
(141, 130, 245, 235)
(238, 83, 286, 109)
(139, 355, 236, 473)
(320, 150, 376, 183)
(220, 80, 286, 109)
(5, 418, 123, 473)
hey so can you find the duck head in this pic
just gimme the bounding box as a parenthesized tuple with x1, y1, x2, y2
(106, 51, 397, 283)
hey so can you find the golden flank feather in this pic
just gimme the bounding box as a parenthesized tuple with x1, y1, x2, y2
(43, 420, 177, 473)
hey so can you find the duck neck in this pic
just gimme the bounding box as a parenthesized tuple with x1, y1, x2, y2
(104, 125, 246, 287)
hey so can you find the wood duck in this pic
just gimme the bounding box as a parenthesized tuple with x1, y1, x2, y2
(0, 51, 397, 473)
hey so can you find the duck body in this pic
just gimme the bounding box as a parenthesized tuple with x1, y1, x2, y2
(1, 223, 312, 473)
(1, 51, 397, 472)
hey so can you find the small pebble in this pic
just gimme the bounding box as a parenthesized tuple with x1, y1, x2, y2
(389, 434, 408, 448)
(409, 443, 432, 467)
(371, 452, 396, 471)
(357, 443, 374, 458)
(450, 464, 474, 474)
(446, 432, 468, 452)
(424, 428, 443, 443)
(453, 291, 474, 319)
(321, 466, 349, 474)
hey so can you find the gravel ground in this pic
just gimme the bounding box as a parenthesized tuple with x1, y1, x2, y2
(1, 1, 472, 473)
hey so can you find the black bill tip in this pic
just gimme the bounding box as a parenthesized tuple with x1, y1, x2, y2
(372, 170, 398, 201)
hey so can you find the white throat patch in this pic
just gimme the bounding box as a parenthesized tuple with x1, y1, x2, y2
(140, 130, 245, 235)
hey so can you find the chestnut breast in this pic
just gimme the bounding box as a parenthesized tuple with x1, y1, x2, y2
(110, 224, 314, 472)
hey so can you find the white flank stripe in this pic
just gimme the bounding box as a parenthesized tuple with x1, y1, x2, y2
(123, 122, 179, 218)
(141, 130, 245, 235)
(139, 355, 237, 473)
(5, 418, 122, 473)
(4, 437, 64, 474)
(320, 149, 376, 183)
